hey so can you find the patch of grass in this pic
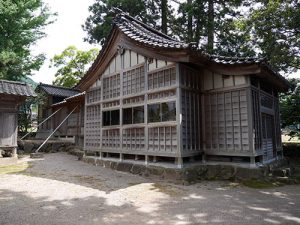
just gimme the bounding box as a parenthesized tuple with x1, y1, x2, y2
(0, 162, 30, 174)
(242, 179, 280, 189)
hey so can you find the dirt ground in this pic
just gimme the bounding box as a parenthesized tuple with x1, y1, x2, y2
(0, 153, 299, 225)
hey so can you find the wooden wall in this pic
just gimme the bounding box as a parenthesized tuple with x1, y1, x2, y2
(85, 49, 180, 158)
(202, 69, 247, 91)
(0, 96, 20, 147)
(203, 88, 251, 156)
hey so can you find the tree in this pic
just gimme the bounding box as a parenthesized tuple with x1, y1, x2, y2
(173, 0, 244, 53)
(50, 46, 99, 88)
(241, 0, 300, 73)
(82, 0, 161, 45)
(280, 78, 300, 128)
(0, 0, 53, 81)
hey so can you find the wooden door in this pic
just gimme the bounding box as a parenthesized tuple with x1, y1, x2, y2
(0, 113, 17, 147)
(262, 113, 275, 162)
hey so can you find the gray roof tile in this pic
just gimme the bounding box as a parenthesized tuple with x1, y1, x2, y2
(114, 13, 189, 49)
(0, 80, 36, 97)
(37, 83, 80, 97)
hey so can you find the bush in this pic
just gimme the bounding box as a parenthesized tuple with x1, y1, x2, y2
(283, 143, 300, 157)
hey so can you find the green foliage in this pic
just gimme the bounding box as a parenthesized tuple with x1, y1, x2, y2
(0, 0, 54, 81)
(240, 0, 300, 73)
(280, 78, 300, 127)
(83, 0, 161, 45)
(18, 98, 35, 133)
(50, 46, 99, 88)
(173, 0, 246, 53)
(83, 0, 299, 73)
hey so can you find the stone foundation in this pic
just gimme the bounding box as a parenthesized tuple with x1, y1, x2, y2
(82, 156, 278, 183)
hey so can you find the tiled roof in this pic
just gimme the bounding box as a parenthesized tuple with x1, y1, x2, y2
(37, 83, 80, 98)
(209, 55, 265, 65)
(77, 9, 289, 90)
(0, 79, 36, 97)
(114, 12, 191, 49)
(52, 92, 85, 107)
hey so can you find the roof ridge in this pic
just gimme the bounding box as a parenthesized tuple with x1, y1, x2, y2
(116, 12, 177, 42)
(113, 8, 185, 44)
(39, 83, 79, 91)
(0, 79, 27, 85)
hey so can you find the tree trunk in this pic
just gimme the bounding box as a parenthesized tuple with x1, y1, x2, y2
(187, 0, 193, 42)
(207, 0, 214, 54)
(161, 0, 168, 34)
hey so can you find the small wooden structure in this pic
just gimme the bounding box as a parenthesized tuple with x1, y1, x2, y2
(63, 12, 290, 167)
(51, 92, 85, 147)
(35, 83, 79, 138)
(0, 80, 36, 158)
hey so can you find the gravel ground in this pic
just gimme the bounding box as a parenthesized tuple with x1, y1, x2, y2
(0, 152, 299, 225)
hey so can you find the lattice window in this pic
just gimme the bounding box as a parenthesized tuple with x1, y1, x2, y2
(148, 126, 177, 153)
(148, 67, 176, 90)
(85, 105, 101, 149)
(122, 128, 145, 150)
(274, 99, 282, 148)
(102, 100, 120, 109)
(204, 89, 249, 152)
(123, 95, 144, 105)
(261, 92, 273, 109)
(181, 90, 201, 151)
(102, 129, 120, 149)
(102, 74, 120, 100)
(252, 89, 262, 151)
(123, 66, 145, 96)
(180, 66, 200, 89)
(148, 89, 176, 101)
(87, 87, 101, 104)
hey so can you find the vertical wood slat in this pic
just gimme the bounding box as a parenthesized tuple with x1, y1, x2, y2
(176, 63, 182, 161)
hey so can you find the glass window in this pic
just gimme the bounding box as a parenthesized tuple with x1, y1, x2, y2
(111, 110, 120, 125)
(123, 108, 132, 125)
(123, 106, 144, 124)
(103, 110, 120, 126)
(133, 106, 144, 124)
(148, 101, 176, 123)
(148, 104, 160, 123)
(103, 111, 110, 126)
(162, 101, 176, 121)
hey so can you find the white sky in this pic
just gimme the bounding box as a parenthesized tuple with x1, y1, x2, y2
(31, 0, 96, 84)
(31, 0, 299, 84)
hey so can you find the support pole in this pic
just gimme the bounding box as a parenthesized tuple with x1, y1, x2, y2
(21, 108, 62, 140)
(35, 105, 78, 153)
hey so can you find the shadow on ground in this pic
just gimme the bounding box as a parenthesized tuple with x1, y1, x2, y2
(0, 152, 299, 225)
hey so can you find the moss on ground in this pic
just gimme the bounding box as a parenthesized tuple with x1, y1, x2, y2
(0, 162, 30, 175)
(242, 179, 281, 189)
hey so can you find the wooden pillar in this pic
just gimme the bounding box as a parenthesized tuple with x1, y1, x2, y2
(250, 156, 256, 168)
(153, 156, 157, 163)
(176, 157, 183, 168)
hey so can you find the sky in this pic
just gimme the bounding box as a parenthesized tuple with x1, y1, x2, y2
(31, 0, 96, 84)
(31, 0, 299, 85)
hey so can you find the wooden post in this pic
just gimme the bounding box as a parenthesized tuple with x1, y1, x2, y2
(175, 63, 183, 168)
